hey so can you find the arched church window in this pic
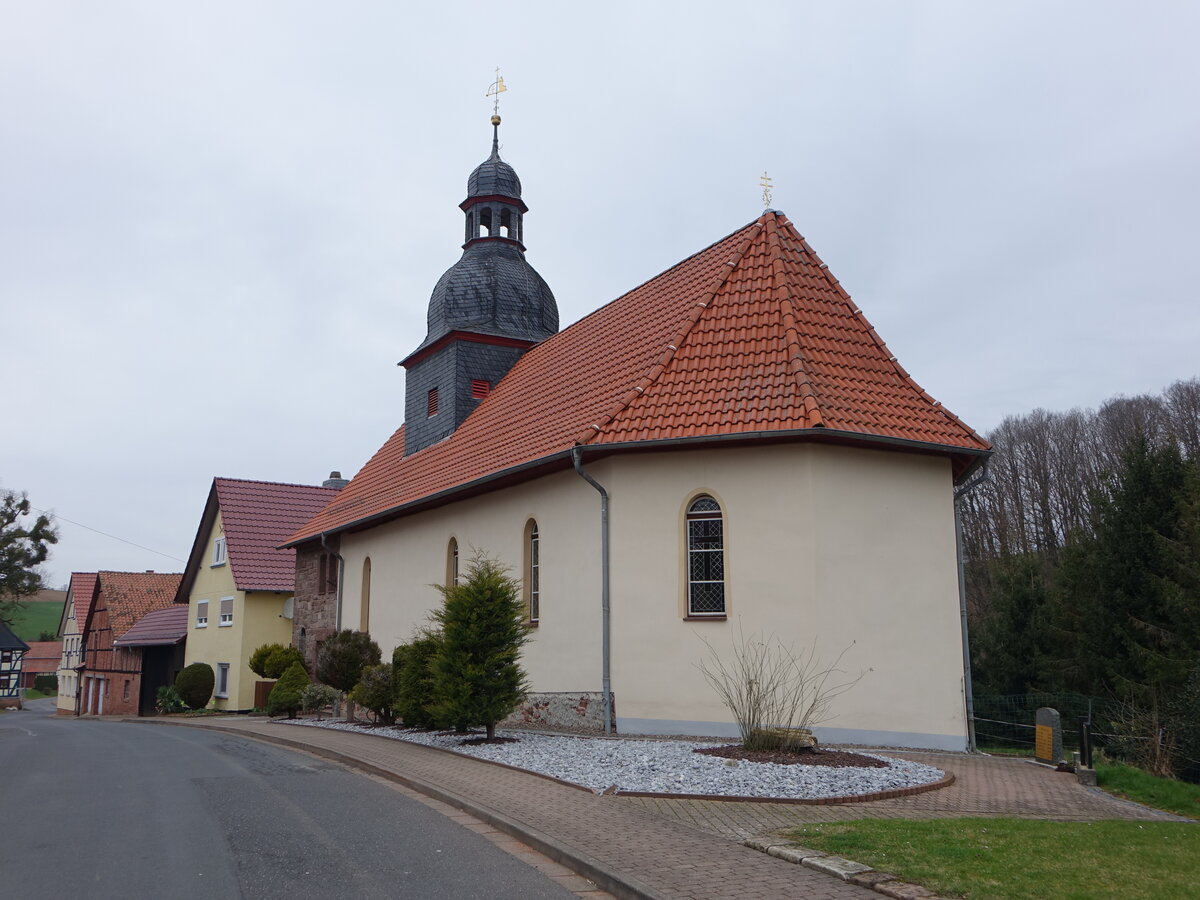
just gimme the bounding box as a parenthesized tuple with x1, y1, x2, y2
(686, 495, 725, 616)
(446, 537, 459, 586)
(523, 519, 540, 624)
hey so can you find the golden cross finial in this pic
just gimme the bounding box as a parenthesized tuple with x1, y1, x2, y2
(760, 171, 774, 208)
(486, 67, 507, 117)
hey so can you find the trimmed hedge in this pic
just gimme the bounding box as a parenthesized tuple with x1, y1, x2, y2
(176, 662, 215, 710)
(267, 662, 310, 718)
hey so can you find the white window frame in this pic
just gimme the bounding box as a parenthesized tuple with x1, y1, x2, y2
(218, 596, 234, 627)
(212, 536, 227, 567)
(196, 600, 209, 628)
(215, 663, 230, 699)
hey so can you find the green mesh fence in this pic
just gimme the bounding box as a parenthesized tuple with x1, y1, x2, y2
(973, 692, 1120, 756)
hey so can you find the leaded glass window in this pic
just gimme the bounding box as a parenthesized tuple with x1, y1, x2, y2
(687, 496, 725, 615)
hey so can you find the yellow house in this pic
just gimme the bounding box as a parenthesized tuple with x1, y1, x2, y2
(176, 476, 341, 710)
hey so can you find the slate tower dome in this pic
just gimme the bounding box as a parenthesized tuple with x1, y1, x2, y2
(400, 116, 559, 455)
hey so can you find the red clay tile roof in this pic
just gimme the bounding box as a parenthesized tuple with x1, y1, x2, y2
(287, 211, 989, 545)
(215, 478, 341, 591)
(20, 641, 61, 673)
(66, 572, 99, 635)
(97, 571, 183, 641)
(113, 605, 189, 647)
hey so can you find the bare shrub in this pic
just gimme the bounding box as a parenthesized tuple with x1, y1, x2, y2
(697, 626, 868, 752)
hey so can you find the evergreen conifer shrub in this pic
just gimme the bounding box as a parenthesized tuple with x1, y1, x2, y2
(267, 661, 310, 718)
(175, 663, 215, 710)
(431, 555, 529, 739)
(249, 643, 306, 679)
(350, 663, 397, 725)
(316, 630, 381, 693)
(394, 630, 441, 729)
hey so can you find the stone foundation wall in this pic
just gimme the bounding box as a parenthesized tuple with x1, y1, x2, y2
(500, 691, 615, 733)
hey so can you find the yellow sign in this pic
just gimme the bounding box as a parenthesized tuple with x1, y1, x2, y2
(1035, 724, 1053, 761)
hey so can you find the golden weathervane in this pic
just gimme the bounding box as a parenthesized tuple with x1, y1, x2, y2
(760, 171, 774, 208)
(486, 67, 507, 122)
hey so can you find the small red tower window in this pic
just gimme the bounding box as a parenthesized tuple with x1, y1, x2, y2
(427, 388, 439, 417)
(471, 379, 490, 399)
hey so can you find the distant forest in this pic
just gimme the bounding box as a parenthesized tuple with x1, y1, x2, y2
(961, 377, 1200, 775)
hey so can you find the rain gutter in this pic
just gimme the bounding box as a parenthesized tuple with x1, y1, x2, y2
(571, 446, 612, 735)
(285, 428, 989, 547)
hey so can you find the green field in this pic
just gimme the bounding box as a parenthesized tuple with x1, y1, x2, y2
(7, 601, 64, 641)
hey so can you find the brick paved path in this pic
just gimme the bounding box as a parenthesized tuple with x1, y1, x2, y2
(630, 750, 1180, 840)
(141, 718, 877, 900)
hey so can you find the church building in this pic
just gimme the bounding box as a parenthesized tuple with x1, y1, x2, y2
(285, 115, 990, 750)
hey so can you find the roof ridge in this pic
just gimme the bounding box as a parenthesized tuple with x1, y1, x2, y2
(574, 219, 767, 445)
(215, 476, 337, 491)
(777, 213, 989, 446)
(765, 212, 825, 428)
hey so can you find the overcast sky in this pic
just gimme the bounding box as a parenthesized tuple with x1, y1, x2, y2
(3, 2, 1197, 587)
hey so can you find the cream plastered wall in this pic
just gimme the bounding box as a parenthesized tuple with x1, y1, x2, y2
(337, 443, 968, 750)
(337, 468, 605, 692)
(603, 443, 968, 749)
(56, 596, 80, 713)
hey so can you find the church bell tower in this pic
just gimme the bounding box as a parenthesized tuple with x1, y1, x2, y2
(399, 110, 559, 456)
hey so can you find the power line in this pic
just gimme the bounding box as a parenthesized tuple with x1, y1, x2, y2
(20, 500, 186, 564)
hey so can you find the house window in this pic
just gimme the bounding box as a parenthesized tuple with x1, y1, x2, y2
(686, 495, 726, 616)
(196, 600, 209, 628)
(216, 663, 229, 699)
(427, 388, 439, 417)
(471, 379, 490, 399)
(446, 537, 459, 586)
(524, 519, 540, 624)
(123, 680, 130, 701)
(1, 650, 10, 663)
(318, 553, 339, 595)
(212, 536, 227, 566)
(219, 597, 234, 626)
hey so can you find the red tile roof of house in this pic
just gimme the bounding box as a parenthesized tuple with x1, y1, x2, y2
(216, 479, 341, 592)
(114, 605, 189, 647)
(286, 211, 989, 545)
(20, 641, 62, 674)
(66, 572, 99, 635)
(97, 572, 184, 641)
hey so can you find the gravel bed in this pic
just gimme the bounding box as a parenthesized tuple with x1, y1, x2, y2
(282, 719, 945, 799)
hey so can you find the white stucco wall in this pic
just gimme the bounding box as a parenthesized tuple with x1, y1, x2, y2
(339, 442, 969, 750)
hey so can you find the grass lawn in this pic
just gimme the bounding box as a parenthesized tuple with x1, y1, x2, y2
(8, 601, 64, 642)
(1098, 761, 1200, 820)
(21, 688, 57, 700)
(784, 818, 1200, 900)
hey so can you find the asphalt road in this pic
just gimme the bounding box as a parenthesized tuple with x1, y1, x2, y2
(0, 699, 576, 899)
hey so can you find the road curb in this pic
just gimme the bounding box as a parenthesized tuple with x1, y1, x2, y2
(124, 717, 665, 900)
